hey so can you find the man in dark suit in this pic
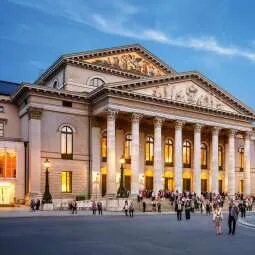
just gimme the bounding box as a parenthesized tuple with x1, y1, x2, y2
(228, 200, 239, 235)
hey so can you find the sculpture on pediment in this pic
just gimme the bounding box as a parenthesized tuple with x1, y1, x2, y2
(186, 85, 198, 103)
(175, 90, 185, 102)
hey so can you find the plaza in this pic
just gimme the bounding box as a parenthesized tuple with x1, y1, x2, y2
(0, 213, 254, 255)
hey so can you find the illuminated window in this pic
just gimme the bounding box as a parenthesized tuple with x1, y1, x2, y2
(61, 126, 73, 159)
(218, 145, 224, 170)
(201, 143, 207, 169)
(183, 140, 191, 168)
(0, 123, 4, 137)
(145, 136, 154, 164)
(88, 78, 105, 87)
(239, 180, 244, 193)
(239, 147, 244, 171)
(61, 171, 72, 193)
(0, 151, 16, 178)
(164, 138, 173, 166)
(124, 134, 132, 163)
(101, 131, 107, 162)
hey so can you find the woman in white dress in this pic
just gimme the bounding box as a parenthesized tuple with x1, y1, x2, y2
(212, 204, 223, 235)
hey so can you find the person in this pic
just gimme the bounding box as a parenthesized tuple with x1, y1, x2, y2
(36, 199, 40, 211)
(92, 201, 97, 215)
(152, 200, 156, 212)
(185, 199, 191, 220)
(30, 199, 35, 212)
(142, 201, 146, 212)
(228, 200, 239, 235)
(239, 200, 246, 218)
(213, 204, 223, 235)
(157, 201, 161, 213)
(123, 200, 129, 216)
(129, 202, 134, 218)
(72, 200, 77, 214)
(176, 200, 182, 221)
(97, 201, 103, 215)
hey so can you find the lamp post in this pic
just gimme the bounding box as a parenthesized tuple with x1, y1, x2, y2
(117, 155, 128, 198)
(42, 158, 52, 204)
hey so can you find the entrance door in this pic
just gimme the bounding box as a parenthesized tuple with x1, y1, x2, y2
(201, 179, 207, 193)
(0, 187, 10, 205)
(165, 177, 174, 191)
(218, 180, 223, 194)
(101, 174, 107, 197)
(183, 178, 191, 192)
(124, 176, 131, 192)
(145, 176, 153, 191)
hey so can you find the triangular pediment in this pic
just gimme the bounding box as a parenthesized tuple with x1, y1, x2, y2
(64, 44, 173, 78)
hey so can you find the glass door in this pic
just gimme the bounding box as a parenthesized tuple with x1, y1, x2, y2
(0, 186, 10, 205)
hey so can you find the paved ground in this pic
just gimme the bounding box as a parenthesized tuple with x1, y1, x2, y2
(0, 213, 254, 255)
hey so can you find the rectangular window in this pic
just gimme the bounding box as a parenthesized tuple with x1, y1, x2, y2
(0, 151, 16, 178)
(61, 171, 72, 193)
(0, 106, 4, 112)
(62, 101, 72, 107)
(0, 123, 4, 137)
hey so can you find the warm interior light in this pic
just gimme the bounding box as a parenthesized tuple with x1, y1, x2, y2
(44, 158, 50, 168)
(120, 155, 125, 164)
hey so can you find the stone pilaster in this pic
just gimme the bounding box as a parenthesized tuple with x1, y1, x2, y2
(154, 117, 164, 193)
(193, 124, 202, 195)
(131, 113, 142, 195)
(174, 120, 184, 193)
(106, 109, 118, 197)
(227, 129, 236, 197)
(28, 107, 42, 198)
(211, 127, 220, 194)
(244, 132, 251, 195)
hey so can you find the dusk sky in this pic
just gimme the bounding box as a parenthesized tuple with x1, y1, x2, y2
(1, 0, 255, 108)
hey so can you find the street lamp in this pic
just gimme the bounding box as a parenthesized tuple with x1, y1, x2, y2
(42, 158, 52, 204)
(117, 155, 128, 198)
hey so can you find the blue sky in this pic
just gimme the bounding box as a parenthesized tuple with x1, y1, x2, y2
(1, 0, 255, 108)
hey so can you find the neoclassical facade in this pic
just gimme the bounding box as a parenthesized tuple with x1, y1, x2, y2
(0, 44, 255, 205)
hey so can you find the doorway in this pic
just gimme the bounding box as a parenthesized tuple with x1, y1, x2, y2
(124, 175, 131, 192)
(165, 177, 174, 191)
(218, 180, 223, 194)
(201, 179, 207, 193)
(0, 185, 13, 205)
(101, 174, 107, 197)
(183, 178, 191, 192)
(145, 176, 153, 191)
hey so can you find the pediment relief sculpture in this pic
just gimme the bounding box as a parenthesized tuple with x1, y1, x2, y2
(134, 81, 238, 114)
(85, 52, 166, 77)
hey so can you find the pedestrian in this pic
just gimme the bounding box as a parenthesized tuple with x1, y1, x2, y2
(129, 202, 134, 218)
(30, 199, 35, 212)
(92, 201, 97, 215)
(142, 201, 146, 212)
(97, 201, 103, 215)
(157, 201, 161, 213)
(176, 200, 182, 221)
(36, 199, 40, 211)
(213, 204, 223, 235)
(123, 200, 129, 216)
(228, 200, 239, 235)
(239, 200, 246, 218)
(185, 199, 191, 220)
(72, 200, 77, 214)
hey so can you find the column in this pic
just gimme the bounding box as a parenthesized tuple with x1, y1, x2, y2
(227, 129, 236, 197)
(244, 132, 251, 195)
(131, 113, 142, 196)
(211, 127, 220, 194)
(174, 121, 183, 193)
(28, 107, 42, 198)
(154, 117, 164, 193)
(106, 109, 117, 197)
(91, 118, 101, 199)
(193, 124, 202, 195)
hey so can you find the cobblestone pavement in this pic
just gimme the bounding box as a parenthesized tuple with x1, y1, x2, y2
(0, 213, 254, 255)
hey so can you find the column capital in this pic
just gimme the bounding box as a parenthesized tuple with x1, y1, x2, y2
(106, 109, 118, 121)
(131, 113, 143, 123)
(153, 117, 164, 127)
(211, 126, 221, 135)
(244, 131, 252, 140)
(28, 107, 42, 120)
(175, 120, 184, 130)
(228, 129, 236, 138)
(193, 123, 203, 133)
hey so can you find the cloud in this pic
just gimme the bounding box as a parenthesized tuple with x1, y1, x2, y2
(7, 0, 255, 62)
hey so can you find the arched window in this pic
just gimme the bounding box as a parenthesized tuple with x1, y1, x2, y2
(218, 145, 224, 170)
(88, 77, 105, 87)
(101, 131, 107, 162)
(183, 140, 191, 168)
(124, 134, 132, 163)
(61, 126, 73, 159)
(145, 136, 154, 165)
(239, 147, 244, 171)
(164, 138, 173, 166)
(201, 143, 207, 169)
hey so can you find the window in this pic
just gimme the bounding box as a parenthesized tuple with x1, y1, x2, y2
(218, 145, 224, 170)
(0, 106, 4, 112)
(0, 151, 16, 178)
(53, 80, 58, 89)
(183, 140, 191, 168)
(239, 147, 244, 171)
(124, 134, 132, 163)
(101, 131, 107, 162)
(0, 123, 4, 137)
(145, 136, 154, 165)
(61, 126, 73, 159)
(164, 138, 173, 166)
(88, 77, 105, 87)
(62, 101, 72, 107)
(201, 143, 207, 169)
(61, 171, 72, 193)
